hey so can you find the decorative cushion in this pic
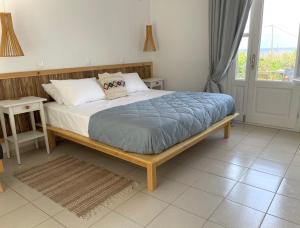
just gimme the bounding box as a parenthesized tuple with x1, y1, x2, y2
(98, 73, 128, 100)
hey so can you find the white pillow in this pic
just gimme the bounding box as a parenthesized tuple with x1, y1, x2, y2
(122, 73, 149, 94)
(42, 83, 64, 104)
(51, 78, 106, 106)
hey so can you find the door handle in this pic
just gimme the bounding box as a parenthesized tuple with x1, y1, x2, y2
(250, 54, 256, 69)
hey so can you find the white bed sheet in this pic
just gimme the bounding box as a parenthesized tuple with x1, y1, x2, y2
(44, 90, 172, 137)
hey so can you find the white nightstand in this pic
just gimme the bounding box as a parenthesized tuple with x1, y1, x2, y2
(0, 97, 50, 164)
(143, 78, 164, 90)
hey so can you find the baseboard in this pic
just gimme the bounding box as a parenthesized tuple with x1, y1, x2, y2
(234, 120, 300, 132)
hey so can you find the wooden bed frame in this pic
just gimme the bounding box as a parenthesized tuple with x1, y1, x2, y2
(46, 113, 238, 191)
(0, 62, 238, 191)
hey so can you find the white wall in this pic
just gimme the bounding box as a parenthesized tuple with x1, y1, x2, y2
(150, 0, 209, 91)
(0, 0, 210, 92)
(0, 0, 151, 73)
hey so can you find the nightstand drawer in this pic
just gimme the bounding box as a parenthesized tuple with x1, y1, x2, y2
(13, 103, 40, 114)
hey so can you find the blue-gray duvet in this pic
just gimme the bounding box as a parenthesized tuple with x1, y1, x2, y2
(88, 92, 235, 154)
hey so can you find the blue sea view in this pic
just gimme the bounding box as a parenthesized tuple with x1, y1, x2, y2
(239, 47, 296, 54)
(260, 47, 296, 54)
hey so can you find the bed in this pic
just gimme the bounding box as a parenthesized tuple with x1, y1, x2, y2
(0, 62, 238, 191)
(44, 89, 237, 191)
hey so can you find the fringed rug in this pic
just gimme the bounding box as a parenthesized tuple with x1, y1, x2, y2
(14, 155, 137, 218)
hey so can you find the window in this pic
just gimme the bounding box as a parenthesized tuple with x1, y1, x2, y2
(257, 0, 300, 81)
(235, 11, 251, 80)
(236, 37, 249, 80)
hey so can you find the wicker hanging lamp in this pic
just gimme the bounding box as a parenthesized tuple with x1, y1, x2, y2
(0, 12, 24, 57)
(143, 25, 156, 52)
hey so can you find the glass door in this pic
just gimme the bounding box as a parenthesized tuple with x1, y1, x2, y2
(230, 0, 300, 129)
(228, 11, 252, 122)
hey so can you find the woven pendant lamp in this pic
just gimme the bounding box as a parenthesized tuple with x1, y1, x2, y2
(143, 25, 156, 52)
(0, 12, 24, 57)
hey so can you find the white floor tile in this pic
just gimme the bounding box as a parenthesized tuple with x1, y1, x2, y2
(233, 143, 264, 157)
(173, 187, 223, 219)
(276, 130, 300, 142)
(291, 156, 300, 167)
(90, 211, 142, 228)
(202, 221, 225, 228)
(240, 169, 282, 192)
(11, 183, 43, 201)
(285, 166, 300, 181)
(240, 136, 271, 148)
(220, 154, 256, 168)
(205, 151, 256, 168)
(0, 203, 49, 228)
(164, 165, 203, 185)
(192, 172, 236, 197)
(210, 200, 264, 228)
(203, 160, 247, 180)
(181, 156, 214, 171)
(202, 149, 235, 160)
(35, 219, 65, 228)
(157, 162, 178, 176)
(259, 150, 294, 164)
(0, 188, 28, 216)
(232, 123, 256, 134)
(250, 126, 278, 135)
(269, 194, 300, 225)
(227, 183, 274, 212)
(251, 159, 288, 177)
(1, 175, 23, 188)
(261, 215, 300, 228)
(278, 178, 300, 200)
(115, 192, 168, 226)
(32, 196, 65, 216)
(146, 205, 205, 228)
(143, 177, 188, 203)
(206, 138, 241, 151)
(264, 141, 299, 155)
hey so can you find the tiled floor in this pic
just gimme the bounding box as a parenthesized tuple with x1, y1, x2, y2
(1, 123, 300, 227)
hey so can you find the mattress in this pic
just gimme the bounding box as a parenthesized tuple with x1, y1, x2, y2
(44, 90, 173, 137)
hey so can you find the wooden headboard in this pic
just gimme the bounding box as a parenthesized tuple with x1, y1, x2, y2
(0, 62, 153, 138)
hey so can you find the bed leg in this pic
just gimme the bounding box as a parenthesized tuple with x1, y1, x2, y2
(48, 130, 57, 151)
(147, 164, 157, 192)
(0, 182, 4, 192)
(224, 122, 231, 139)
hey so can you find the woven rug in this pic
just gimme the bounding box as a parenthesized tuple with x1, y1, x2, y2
(14, 155, 136, 218)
